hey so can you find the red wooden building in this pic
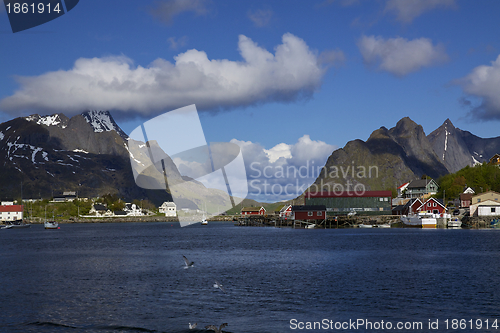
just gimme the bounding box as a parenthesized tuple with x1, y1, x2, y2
(279, 205, 292, 218)
(392, 198, 422, 216)
(417, 198, 446, 215)
(241, 206, 266, 215)
(291, 205, 326, 221)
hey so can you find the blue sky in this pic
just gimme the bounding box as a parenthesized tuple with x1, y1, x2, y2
(1, 0, 500, 201)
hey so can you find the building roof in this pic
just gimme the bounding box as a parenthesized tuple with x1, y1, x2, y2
(93, 204, 107, 211)
(279, 204, 291, 212)
(241, 206, 265, 212)
(418, 197, 445, 210)
(306, 191, 392, 198)
(392, 204, 405, 212)
(407, 179, 436, 189)
(161, 202, 176, 207)
(0, 205, 23, 212)
(475, 199, 500, 207)
(291, 205, 326, 211)
(114, 211, 127, 215)
(398, 182, 409, 189)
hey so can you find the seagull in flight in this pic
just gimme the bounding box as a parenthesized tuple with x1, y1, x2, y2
(189, 322, 197, 329)
(213, 280, 226, 293)
(205, 323, 228, 333)
(183, 255, 194, 269)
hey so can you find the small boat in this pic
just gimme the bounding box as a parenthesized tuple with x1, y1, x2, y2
(1, 225, 13, 229)
(44, 209, 59, 229)
(7, 220, 31, 228)
(447, 218, 462, 228)
(377, 223, 391, 228)
(358, 224, 373, 228)
(401, 213, 437, 228)
(306, 223, 315, 229)
(44, 221, 59, 229)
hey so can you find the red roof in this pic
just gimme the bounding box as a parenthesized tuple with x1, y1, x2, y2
(0, 205, 23, 212)
(306, 191, 392, 198)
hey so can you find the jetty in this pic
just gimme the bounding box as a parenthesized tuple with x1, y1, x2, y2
(233, 214, 401, 228)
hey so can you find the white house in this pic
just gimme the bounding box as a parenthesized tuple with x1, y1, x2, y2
(470, 199, 500, 217)
(159, 202, 177, 217)
(0, 205, 23, 222)
(124, 203, 143, 216)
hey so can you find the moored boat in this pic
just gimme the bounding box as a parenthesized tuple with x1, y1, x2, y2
(7, 220, 31, 228)
(401, 213, 437, 228)
(44, 221, 59, 229)
(447, 218, 462, 228)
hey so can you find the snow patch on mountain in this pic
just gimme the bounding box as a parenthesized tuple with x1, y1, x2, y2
(82, 110, 128, 138)
(5, 140, 48, 164)
(26, 114, 68, 128)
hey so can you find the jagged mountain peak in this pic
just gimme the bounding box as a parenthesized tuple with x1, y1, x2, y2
(81, 110, 128, 139)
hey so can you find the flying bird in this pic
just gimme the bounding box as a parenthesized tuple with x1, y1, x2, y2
(213, 280, 226, 293)
(189, 322, 197, 329)
(205, 323, 228, 333)
(183, 255, 194, 269)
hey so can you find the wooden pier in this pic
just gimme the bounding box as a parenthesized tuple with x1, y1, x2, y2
(233, 214, 401, 228)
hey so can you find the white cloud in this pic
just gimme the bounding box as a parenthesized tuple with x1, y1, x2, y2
(384, 0, 456, 23)
(455, 55, 500, 120)
(358, 35, 449, 76)
(264, 143, 292, 163)
(149, 0, 209, 25)
(248, 8, 273, 27)
(167, 36, 188, 50)
(232, 135, 336, 202)
(0, 33, 329, 117)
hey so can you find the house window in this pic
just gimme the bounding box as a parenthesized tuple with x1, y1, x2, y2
(492, 208, 496, 213)
(317, 211, 323, 216)
(308, 212, 313, 216)
(379, 198, 383, 201)
(478, 199, 481, 203)
(433, 202, 436, 207)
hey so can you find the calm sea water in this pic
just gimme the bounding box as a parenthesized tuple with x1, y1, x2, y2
(1, 223, 500, 333)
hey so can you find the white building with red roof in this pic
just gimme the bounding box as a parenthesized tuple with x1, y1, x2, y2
(0, 205, 23, 222)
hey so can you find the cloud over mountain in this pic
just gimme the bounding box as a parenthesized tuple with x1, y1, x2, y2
(358, 35, 449, 76)
(0, 33, 330, 118)
(455, 54, 500, 121)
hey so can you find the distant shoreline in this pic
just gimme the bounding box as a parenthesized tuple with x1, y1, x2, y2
(22, 215, 233, 224)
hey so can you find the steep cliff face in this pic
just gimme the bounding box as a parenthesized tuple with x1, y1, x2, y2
(310, 117, 449, 192)
(428, 118, 500, 173)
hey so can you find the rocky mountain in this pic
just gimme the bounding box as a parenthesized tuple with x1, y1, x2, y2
(0, 110, 238, 212)
(309, 117, 451, 192)
(0, 110, 171, 204)
(428, 118, 500, 173)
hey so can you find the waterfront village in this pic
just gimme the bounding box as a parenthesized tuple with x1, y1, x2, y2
(2, 155, 500, 229)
